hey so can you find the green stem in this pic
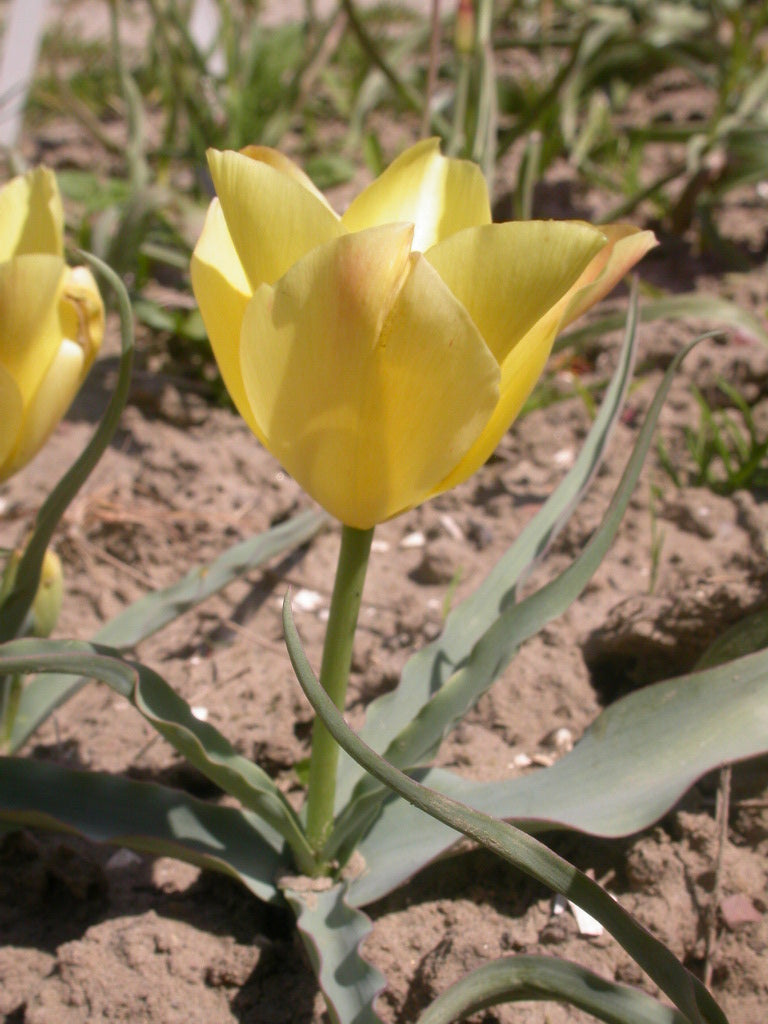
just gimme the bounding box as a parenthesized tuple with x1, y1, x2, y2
(448, 54, 471, 156)
(304, 524, 373, 865)
(0, 675, 22, 753)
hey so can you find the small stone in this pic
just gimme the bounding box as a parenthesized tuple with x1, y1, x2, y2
(720, 894, 762, 930)
(541, 727, 574, 752)
(106, 849, 142, 871)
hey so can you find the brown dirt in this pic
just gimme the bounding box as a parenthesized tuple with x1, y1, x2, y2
(2, 5, 768, 1023)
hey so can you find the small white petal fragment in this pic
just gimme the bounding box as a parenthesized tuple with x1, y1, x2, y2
(191, 705, 209, 721)
(401, 531, 426, 549)
(568, 900, 604, 937)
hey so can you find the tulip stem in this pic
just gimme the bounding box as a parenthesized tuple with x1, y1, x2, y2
(304, 524, 374, 867)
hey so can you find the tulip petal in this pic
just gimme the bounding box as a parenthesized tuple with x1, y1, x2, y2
(341, 138, 491, 251)
(207, 148, 343, 292)
(239, 145, 336, 212)
(426, 221, 607, 365)
(559, 225, 658, 328)
(0, 339, 85, 481)
(0, 368, 23, 480)
(0, 254, 67, 403)
(58, 266, 105, 371)
(0, 167, 64, 261)
(431, 224, 657, 493)
(190, 199, 264, 441)
(239, 225, 499, 528)
(436, 314, 563, 493)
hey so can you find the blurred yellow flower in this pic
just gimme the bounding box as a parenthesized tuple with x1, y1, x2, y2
(0, 546, 63, 637)
(0, 168, 104, 483)
(192, 139, 655, 529)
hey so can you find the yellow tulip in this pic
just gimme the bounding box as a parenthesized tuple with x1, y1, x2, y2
(0, 167, 104, 483)
(192, 139, 656, 529)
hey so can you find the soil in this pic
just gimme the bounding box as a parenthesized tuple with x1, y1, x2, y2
(1, 3, 768, 1022)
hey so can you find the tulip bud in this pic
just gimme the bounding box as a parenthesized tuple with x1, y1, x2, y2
(455, 0, 476, 55)
(31, 549, 64, 637)
(0, 547, 63, 637)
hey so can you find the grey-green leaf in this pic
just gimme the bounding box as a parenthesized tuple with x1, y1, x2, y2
(350, 644, 768, 907)
(283, 596, 728, 1024)
(0, 755, 283, 904)
(417, 955, 688, 1024)
(8, 508, 325, 752)
(0, 638, 314, 872)
(285, 885, 386, 1024)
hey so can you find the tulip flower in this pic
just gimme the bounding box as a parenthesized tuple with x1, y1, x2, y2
(0, 167, 104, 483)
(192, 139, 655, 529)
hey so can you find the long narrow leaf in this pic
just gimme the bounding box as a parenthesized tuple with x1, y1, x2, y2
(334, 290, 639, 810)
(0, 639, 314, 871)
(0, 755, 283, 903)
(417, 955, 688, 1024)
(383, 334, 696, 770)
(350, 644, 768, 906)
(9, 508, 325, 751)
(0, 255, 134, 642)
(283, 598, 728, 1024)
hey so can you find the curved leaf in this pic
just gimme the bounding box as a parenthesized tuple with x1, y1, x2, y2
(0, 755, 283, 903)
(0, 638, 314, 871)
(0, 254, 134, 642)
(285, 884, 386, 1024)
(350, 644, 768, 906)
(417, 955, 688, 1024)
(283, 597, 727, 1024)
(8, 508, 326, 751)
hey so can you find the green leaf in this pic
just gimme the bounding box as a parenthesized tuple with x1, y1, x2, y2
(417, 955, 688, 1024)
(0, 254, 134, 643)
(0, 755, 283, 904)
(283, 597, 728, 1024)
(284, 885, 386, 1024)
(695, 605, 768, 669)
(8, 508, 325, 752)
(0, 639, 315, 872)
(350, 644, 768, 907)
(333, 288, 639, 811)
